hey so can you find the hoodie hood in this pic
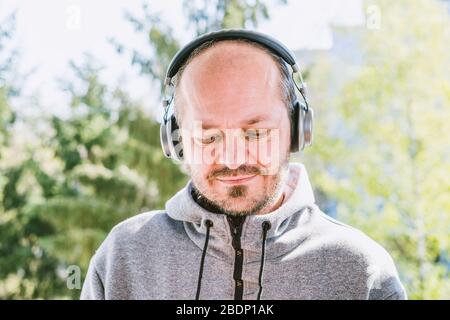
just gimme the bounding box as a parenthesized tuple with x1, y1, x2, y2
(165, 162, 316, 263)
(82, 161, 407, 300)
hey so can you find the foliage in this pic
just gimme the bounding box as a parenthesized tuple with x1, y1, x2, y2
(304, 0, 450, 299)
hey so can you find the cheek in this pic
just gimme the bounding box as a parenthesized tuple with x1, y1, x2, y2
(251, 128, 289, 169)
(191, 164, 214, 185)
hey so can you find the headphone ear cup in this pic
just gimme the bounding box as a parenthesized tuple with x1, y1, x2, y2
(298, 101, 306, 151)
(160, 114, 184, 161)
(171, 115, 184, 161)
(303, 106, 314, 148)
(160, 121, 171, 158)
(290, 100, 300, 153)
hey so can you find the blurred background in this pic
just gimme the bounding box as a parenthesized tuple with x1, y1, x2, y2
(0, 0, 449, 299)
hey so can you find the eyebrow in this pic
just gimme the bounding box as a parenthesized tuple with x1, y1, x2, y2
(201, 116, 269, 129)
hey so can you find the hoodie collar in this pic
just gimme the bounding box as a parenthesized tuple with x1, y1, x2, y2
(166, 162, 316, 261)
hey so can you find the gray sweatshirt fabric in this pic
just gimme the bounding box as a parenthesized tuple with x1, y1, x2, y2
(80, 162, 407, 300)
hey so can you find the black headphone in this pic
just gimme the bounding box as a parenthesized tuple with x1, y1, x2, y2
(160, 29, 314, 162)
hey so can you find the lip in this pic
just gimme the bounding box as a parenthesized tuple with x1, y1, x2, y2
(216, 174, 258, 185)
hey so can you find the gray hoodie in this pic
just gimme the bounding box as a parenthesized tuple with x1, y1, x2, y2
(80, 162, 407, 300)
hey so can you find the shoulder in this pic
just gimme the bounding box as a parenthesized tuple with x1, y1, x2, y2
(91, 210, 184, 265)
(308, 204, 400, 276)
(109, 210, 181, 240)
(307, 205, 407, 299)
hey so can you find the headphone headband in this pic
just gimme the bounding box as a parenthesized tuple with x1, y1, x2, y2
(165, 29, 300, 83)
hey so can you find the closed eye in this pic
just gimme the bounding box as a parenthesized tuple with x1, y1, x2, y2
(193, 132, 223, 145)
(244, 128, 271, 140)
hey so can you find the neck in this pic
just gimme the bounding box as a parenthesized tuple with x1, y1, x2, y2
(190, 186, 227, 215)
(257, 191, 285, 216)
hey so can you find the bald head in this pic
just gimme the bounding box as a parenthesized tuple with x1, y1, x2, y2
(173, 40, 294, 127)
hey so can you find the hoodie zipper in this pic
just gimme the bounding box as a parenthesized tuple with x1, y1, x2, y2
(226, 215, 246, 300)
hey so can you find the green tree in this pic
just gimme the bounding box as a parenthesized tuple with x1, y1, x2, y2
(305, 0, 450, 299)
(114, 0, 286, 95)
(41, 57, 189, 298)
(0, 12, 69, 298)
(0, 0, 310, 299)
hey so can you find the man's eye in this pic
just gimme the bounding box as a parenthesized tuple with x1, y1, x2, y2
(195, 133, 222, 145)
(245, 129, 270, 140)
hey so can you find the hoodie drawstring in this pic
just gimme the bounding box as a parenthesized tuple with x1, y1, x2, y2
(257, 221, 271, 300)
(195, 219, 271, 300)
(195, 219, 213, 300)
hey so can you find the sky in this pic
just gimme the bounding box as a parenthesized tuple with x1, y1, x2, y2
(0, 0, 365, 120)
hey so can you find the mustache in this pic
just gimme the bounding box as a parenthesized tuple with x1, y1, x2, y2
(209, 165, 261, 179)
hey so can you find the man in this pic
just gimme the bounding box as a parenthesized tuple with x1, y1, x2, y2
(81, 29, 407, 300)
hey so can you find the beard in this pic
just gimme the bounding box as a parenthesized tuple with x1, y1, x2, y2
(190, 155, 290, 216)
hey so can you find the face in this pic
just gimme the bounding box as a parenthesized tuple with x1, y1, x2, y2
(177, 41, 291, 216)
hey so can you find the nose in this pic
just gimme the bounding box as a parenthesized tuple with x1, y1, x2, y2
(217, 129, 247, 170)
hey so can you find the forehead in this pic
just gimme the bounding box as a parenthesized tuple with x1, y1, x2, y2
(197, 112, 281, 130)
(177, 41, 286, 128)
